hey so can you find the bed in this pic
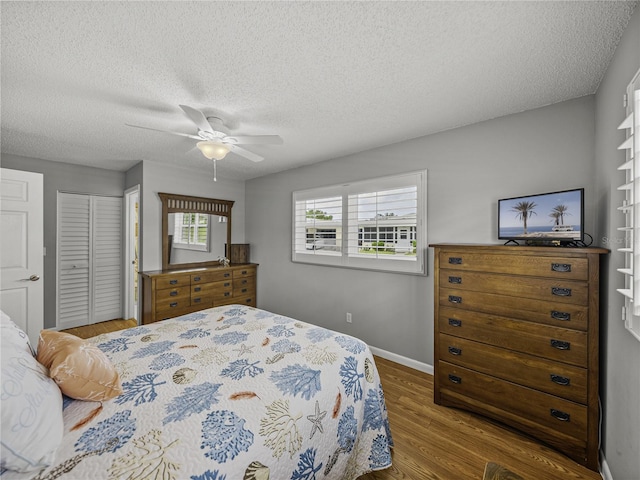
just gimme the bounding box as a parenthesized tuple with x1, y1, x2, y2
(1, 305, 393, 480)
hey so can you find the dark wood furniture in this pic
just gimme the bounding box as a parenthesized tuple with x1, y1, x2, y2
(430, 244, 607, 471)
(140, 264, 257, 324)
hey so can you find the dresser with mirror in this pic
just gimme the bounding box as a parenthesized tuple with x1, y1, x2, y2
(140, 192, 257, 325)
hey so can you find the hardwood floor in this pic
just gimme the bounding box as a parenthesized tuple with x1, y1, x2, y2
(62, 320, 602, 480)
(60, 318, 137, 338)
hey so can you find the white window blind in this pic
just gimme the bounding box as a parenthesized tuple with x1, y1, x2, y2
(617, 68, 640, 341)
(172, 212, 210, 252)
(293, 170, 427, 275)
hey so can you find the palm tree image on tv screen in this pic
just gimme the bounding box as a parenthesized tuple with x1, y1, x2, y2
(498, 189, 583, 240)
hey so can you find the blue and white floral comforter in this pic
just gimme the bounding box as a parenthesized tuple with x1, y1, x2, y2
(19, 305, 393, 480)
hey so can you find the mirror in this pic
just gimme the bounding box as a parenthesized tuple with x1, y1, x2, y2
(159, 193, 234, 271)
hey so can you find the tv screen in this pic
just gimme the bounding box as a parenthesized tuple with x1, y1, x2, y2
(498, 188, 584, 244)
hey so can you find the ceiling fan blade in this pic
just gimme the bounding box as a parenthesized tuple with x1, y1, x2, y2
(228, 144, 264, 162)
(225, 135, 283, 145)
(179, 105, 214, 133)
(125, 123, 201, 140)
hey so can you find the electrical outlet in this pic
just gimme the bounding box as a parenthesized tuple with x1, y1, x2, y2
(346, 312, 352, 323)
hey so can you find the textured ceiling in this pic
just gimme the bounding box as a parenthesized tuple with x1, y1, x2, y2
(1, 1, 637, 181)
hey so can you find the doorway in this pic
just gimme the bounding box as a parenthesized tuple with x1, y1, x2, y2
(124, 185, 140, 322)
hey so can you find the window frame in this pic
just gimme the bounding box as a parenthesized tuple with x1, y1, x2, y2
(292, 170, 427, 275)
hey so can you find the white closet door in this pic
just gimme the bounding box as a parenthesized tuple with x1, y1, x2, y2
(58, 193, 91, 327)
(57, 193, 122, 328)
(93, 196, 122, 322)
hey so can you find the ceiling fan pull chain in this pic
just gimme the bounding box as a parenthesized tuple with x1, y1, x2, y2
(213, 159, 217, 182)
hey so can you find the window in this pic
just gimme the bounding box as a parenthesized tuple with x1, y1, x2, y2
(172, 212, 210, 252)
(617, 68, 640, 341)
(292, 170, 427, 274)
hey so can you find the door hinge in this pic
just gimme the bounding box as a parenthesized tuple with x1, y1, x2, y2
(623, 93, 628, 108)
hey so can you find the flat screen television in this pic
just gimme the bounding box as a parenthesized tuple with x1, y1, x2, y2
(498, 188, 584, 245)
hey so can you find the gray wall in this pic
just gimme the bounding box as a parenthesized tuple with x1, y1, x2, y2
(594, 6, 640, 479)
(0, 154, 125, 328)
(246, 95, 596, 366)
(138, 161, 246, 272)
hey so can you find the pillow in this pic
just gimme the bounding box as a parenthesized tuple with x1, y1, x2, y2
(36, 330, 123, 402)
(1, 311, 64, 472)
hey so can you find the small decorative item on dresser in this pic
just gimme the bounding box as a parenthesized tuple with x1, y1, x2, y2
(228, 243, 250, 264)
(217, 256, 230, 267)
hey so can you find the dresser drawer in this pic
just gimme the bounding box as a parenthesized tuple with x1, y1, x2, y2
(232, 294, 256, 306)
(191, 281, 232, 295)
(439, 288, 588, 331)
(440, 269, 587, 305)
(156, 297, 191, 315)
(155, 273, 191, 289)
(233, 266, 256, 279)
(439, 251, 588, 280)
(438, 361, 587, 441)
(440, 334, 587, 403)
(155, 286, 190, 302)
(191, 270, 233, 284)
(439, 307, 588, 366)
(189, 295, 213, 309)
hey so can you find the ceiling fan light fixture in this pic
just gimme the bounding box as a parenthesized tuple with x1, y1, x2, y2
(197, 141, 230, 160)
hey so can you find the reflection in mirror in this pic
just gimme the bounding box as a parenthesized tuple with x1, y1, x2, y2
(168, 213, 227, 265)
(159, 193, 234, 271)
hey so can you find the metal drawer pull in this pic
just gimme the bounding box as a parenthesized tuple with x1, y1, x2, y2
(170, 291, 178, 296)
(448, 318, 462, 327)
(448, 276, 462, 284)
(448, 374, 462, 384)
(169, 280, 178, 285)
(448, 257, 462, 265)
(550, 339, 570, 350)
(194, 287, 201, 292)
(193, 297, 201, 303)
(224, 282, 231, 287)
(170, 302, 178, 307)
(224, 292, 230, 297)
(551, 263, 572, 273)
(550, 409, 571, 422)
(448, 295, 462, 304)
(241, 279, 248, 285)
(241, 288, 248, 293)
(193, 276, 201, 281)
(550, 374, 571, 386)
(551, 310, 571, 321)
(448, 346, 462, 356)
(224, 273, 231, 277)
(241, 270, 248, 274)
(551, 287, 572, 297)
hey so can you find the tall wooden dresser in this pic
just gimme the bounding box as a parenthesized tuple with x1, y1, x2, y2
(430, 244, 607, 471)
(140, 264, 257, 325)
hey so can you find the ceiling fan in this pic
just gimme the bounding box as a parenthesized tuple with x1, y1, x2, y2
(126, 104, 283, 163)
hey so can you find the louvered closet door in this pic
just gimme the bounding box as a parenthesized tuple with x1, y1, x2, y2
(93, 196, 123, 322)
(57, 193, 122, 328)
(58, 193, 91, 327)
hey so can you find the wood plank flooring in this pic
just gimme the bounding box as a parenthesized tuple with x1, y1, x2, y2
(63, 320, 602, 480)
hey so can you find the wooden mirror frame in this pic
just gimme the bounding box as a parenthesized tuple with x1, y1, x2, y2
(159, 192, 234, 271)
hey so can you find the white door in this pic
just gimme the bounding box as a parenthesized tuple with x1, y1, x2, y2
(0, 168, 44, 347)
(124, 185, 139, 322)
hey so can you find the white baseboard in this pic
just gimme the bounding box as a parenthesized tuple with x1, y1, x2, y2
(600, 451, 612, 480)
(369, 345, 434, 375)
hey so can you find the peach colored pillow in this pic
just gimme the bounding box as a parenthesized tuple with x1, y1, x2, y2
(36, 330, 123, 401)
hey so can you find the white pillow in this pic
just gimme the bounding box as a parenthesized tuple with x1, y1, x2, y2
(0, 311, 64, 473)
